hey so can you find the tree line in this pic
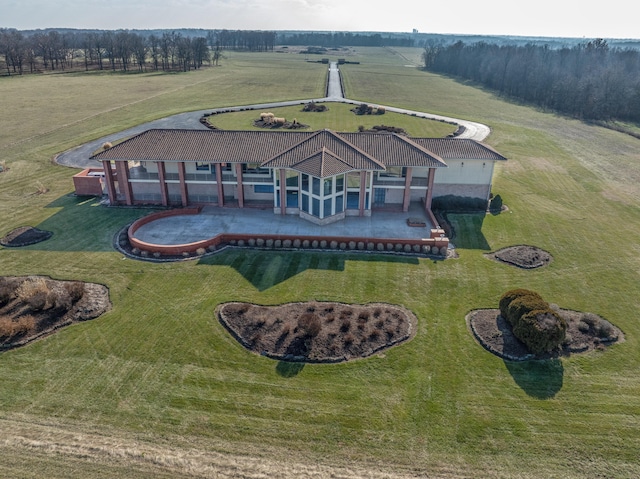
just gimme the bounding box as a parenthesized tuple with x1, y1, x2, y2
(423, 39, 640, 123)
(0, 29, 279, 75)
(279, 32, 415, 48)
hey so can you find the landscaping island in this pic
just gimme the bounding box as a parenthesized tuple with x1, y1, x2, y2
(0, 276, 111, 351)
(217, 301, 417, 363)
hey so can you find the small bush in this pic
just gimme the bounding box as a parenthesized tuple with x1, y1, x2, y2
(0, 316, 36, 339)
(499, 289, 544, 322)
(298, 313, 322, 338)
(506, 295, 549, 327)
(597, 319, 616, 339)
(489, 194, 503, 213)
(0, 278, 15, 305)
(17, 278, 51, 312)
(513, 309, 567, 354)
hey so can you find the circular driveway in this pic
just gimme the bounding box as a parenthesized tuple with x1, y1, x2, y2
(55, 62, 491, 169)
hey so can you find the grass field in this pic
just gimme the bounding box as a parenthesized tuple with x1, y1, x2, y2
(1, 48, 640, 478)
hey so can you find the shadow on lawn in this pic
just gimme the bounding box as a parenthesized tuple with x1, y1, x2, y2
(24, 194, 149, 252)
(199, 250, 419, 291)
(446, 213, 491, 250)
(276, 361, 305, 377)
(504, 358, 564, 399)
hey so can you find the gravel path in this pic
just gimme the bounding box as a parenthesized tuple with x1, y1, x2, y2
(56, 62, 491, 169)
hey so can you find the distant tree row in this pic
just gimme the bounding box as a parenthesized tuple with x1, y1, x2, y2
(0, 29, 219, 74)
(279, 32, 415, 48)
(213, 30, 276, 52)
(423, 39, 640, 122)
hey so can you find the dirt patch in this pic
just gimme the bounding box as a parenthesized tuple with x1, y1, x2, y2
(217, 301, 417, 363)
(485, 245, 552, 269)
(1, 226, 53, 247)
(0, 276, 111, 351)
(468, 308, 624, 361)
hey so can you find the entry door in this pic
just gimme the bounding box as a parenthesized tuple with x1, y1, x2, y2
(373, 188, 386, 206)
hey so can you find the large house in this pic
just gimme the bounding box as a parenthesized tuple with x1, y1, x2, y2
(83, 128, 506, 225)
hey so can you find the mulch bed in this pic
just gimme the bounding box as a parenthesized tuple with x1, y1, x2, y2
(217, 301, 417, 363)
(1, 226, 53, 247)
(253, 119, 309, 129)
(1, 276, 111, 351)
(467, 308, 624, 361)
(485, 245, 552, 269)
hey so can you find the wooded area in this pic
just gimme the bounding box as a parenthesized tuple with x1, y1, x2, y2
(423, 40, 640, 123)
(0, 29, 279, 74)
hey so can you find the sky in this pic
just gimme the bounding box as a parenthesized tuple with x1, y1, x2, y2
(1, 0, 637, 40)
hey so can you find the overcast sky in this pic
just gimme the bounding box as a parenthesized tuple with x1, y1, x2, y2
(1, 0, 637, 40)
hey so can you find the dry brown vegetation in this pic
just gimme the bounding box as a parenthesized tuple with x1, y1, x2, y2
(217, 301, 417, 362)
(0, 276, 111, 350)
(484, 245, 552, 269)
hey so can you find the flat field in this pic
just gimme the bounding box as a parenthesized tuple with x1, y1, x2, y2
(1, 48, 639, 478)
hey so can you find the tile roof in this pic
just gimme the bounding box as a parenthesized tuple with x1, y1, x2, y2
(92, 129, 506, 174)
(340, 132, 447, 168)
(261, 130, 385, 177)
(412, 138, 507, 161)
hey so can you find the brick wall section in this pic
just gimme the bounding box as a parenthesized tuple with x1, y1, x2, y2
(72, 168, 104, 196)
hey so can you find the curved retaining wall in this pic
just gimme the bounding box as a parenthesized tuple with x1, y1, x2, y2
(128, 209, 449, 257)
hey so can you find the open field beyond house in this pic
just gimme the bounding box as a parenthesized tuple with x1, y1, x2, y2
(1, 47, 640, 478)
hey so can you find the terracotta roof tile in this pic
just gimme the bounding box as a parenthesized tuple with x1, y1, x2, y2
(412, 138, 507, 161)
(91, 129, 506, 172)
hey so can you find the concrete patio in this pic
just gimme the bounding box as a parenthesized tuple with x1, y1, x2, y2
(131, 202, 436, 246)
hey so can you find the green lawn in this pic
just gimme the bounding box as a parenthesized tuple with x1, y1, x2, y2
(1, 48, 639, 478)
(206, 102, 455, 136)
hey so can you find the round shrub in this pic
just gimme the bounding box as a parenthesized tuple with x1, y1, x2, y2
(339, 242, 347, 250)
(367, 242, 374, 251)
(320, 240, 327, 248)
(274, 239, 282, 248)
(513, 309, 567, 354)
(302, 239, 310, 248)
(395, 243, 403, 252)
(196, 247, 207, 256)
(293, 239, 301, 248)
(386, 243, 394, 251)
(248, 238, 256, 247)
(348, 241, 356, 250)
(330, 241, 338, 249)
(413, 244, 421, 253)
(505, 295, 549, 327)
(283, 239, 292, 248)
(404, 244, 412, 253)
(237, 240, 245, 247)
(499, 289, 544, 322)
(377, 243, 385, 251)
(266, 239, 274, 247)
(311, 240, 319, 248)
(431, 245, 439, 255)
(256, 238, 265, 247)
(439, 246, 448, 256)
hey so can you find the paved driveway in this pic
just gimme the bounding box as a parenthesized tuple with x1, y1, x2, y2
(56, 62, 491, 170)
